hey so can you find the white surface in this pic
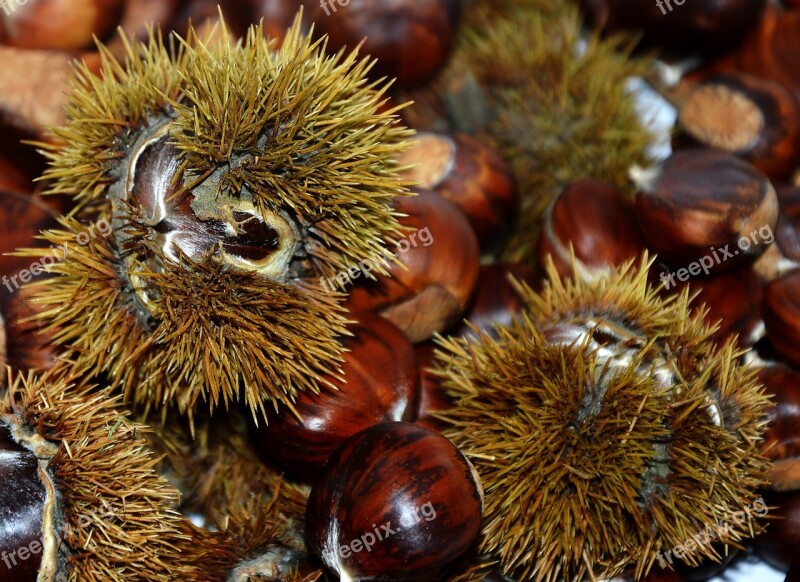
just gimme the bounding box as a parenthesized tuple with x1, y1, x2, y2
(707, 551, 784, 582)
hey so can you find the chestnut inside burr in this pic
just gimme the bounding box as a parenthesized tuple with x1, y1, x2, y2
(0, 423, 45, 582)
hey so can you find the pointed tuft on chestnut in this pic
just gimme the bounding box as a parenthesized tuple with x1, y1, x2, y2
(306, 421, 483, 581)
(634, 149, 779, 272)
(413, 342, 453, 432)
(397, 132, 518, 254)
(253, 312, 420, 481)
(538, 178, 645, 281)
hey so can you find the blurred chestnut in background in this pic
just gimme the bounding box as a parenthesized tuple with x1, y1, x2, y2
(345, 189, 480, 343)
(453, 263, 539, 339)
(577, 0, 766, 57)
(677, 74, 800, 180)
(397, 132, 518, 254)
(755, 490, 800, 571)
(764, 270, 800, 368)
(306, 421, 482, 581)
(693, 7, 800, 97)
(254, 312, 419, 481)
(758, 364, 800, 491)
(634, 150, 778, 271)
(309, 0, 461, 86)
(0, 0, 125, 50)
(538, 178, 644, 281)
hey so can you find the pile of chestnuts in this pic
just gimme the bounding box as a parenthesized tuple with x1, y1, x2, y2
(2, 0, 800, 581)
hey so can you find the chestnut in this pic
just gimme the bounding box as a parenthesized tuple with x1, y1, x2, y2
(397, 132, 518, 253)
(777, 185, 800, 265)
(413, 342, 452, 431)
(306, 421, 483, 581)
(755, 490, 800, 571)
(677, 74, 800, 180)
(634, 149, 779, 272)
(578, 0, 766, 57)
(453, 263, 540, 340)
(0, 189, 59, 279)
(539, 178, 645, 281)
(763, 270, 800, 368)
(0, 0, 125, 50)
(309, 0, 461, 86)
(757, 364, 800, 491)
(683, 265, 765, 347)
(253, 312, 420, 480)
(0, 421, 46, 582)
(345, 189, 480, 343)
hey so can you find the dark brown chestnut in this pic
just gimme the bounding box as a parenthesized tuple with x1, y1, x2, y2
(634, 149, 778, 272)
(345, 189, 480, 343)
(755, 490, 800, 571)
(677, 74, 800, 180)
(453, 263, 539, 340)
(0, 0, 125, 49)
(683, 265, 765, 347)
(413, 342, 452, 432)
(538, 178, 645, 281)
(397, 132, 518, 254)
(0, 422, 46, 582)
(578, 0, 766, 57)
(309, 0, 461, 86)
(253, 312, 420, 480)
(306, 421, 482, 581)
(757, 364, 800, 491)
(763, 269, 800, 368)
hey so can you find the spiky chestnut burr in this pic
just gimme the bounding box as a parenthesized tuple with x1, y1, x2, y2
(22, 16, 413, 420)
(432, 256, 771, 581)
(254, 311, 420, 481)
(0, 367, 188, 581)
(306, 421, 483, 581)
(434, 4, 652, 263)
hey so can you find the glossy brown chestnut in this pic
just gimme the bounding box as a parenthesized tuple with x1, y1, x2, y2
(777, 185, 800, 264)
(684, 266, 764, 347)
(253, 312, 420, 480)
(309, 0, 461, 86)
(755, 490, 800, 571)
(0, 422, 46, 582)
(0, 0, 125, 50)
(578, 0, 766, 57)
(345, 189, 480, 343)
(539, 178, 645, 281)
(634, 149, 779, 271)
(764, 270, 800, 368)
(397, 132, 518, 253)
(677, 74, 800, 180)
(758, 365, 800, 491)
(306, 421, 482, 581)
(413, 342, 452, 432)
(453, 263, 539, 340)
